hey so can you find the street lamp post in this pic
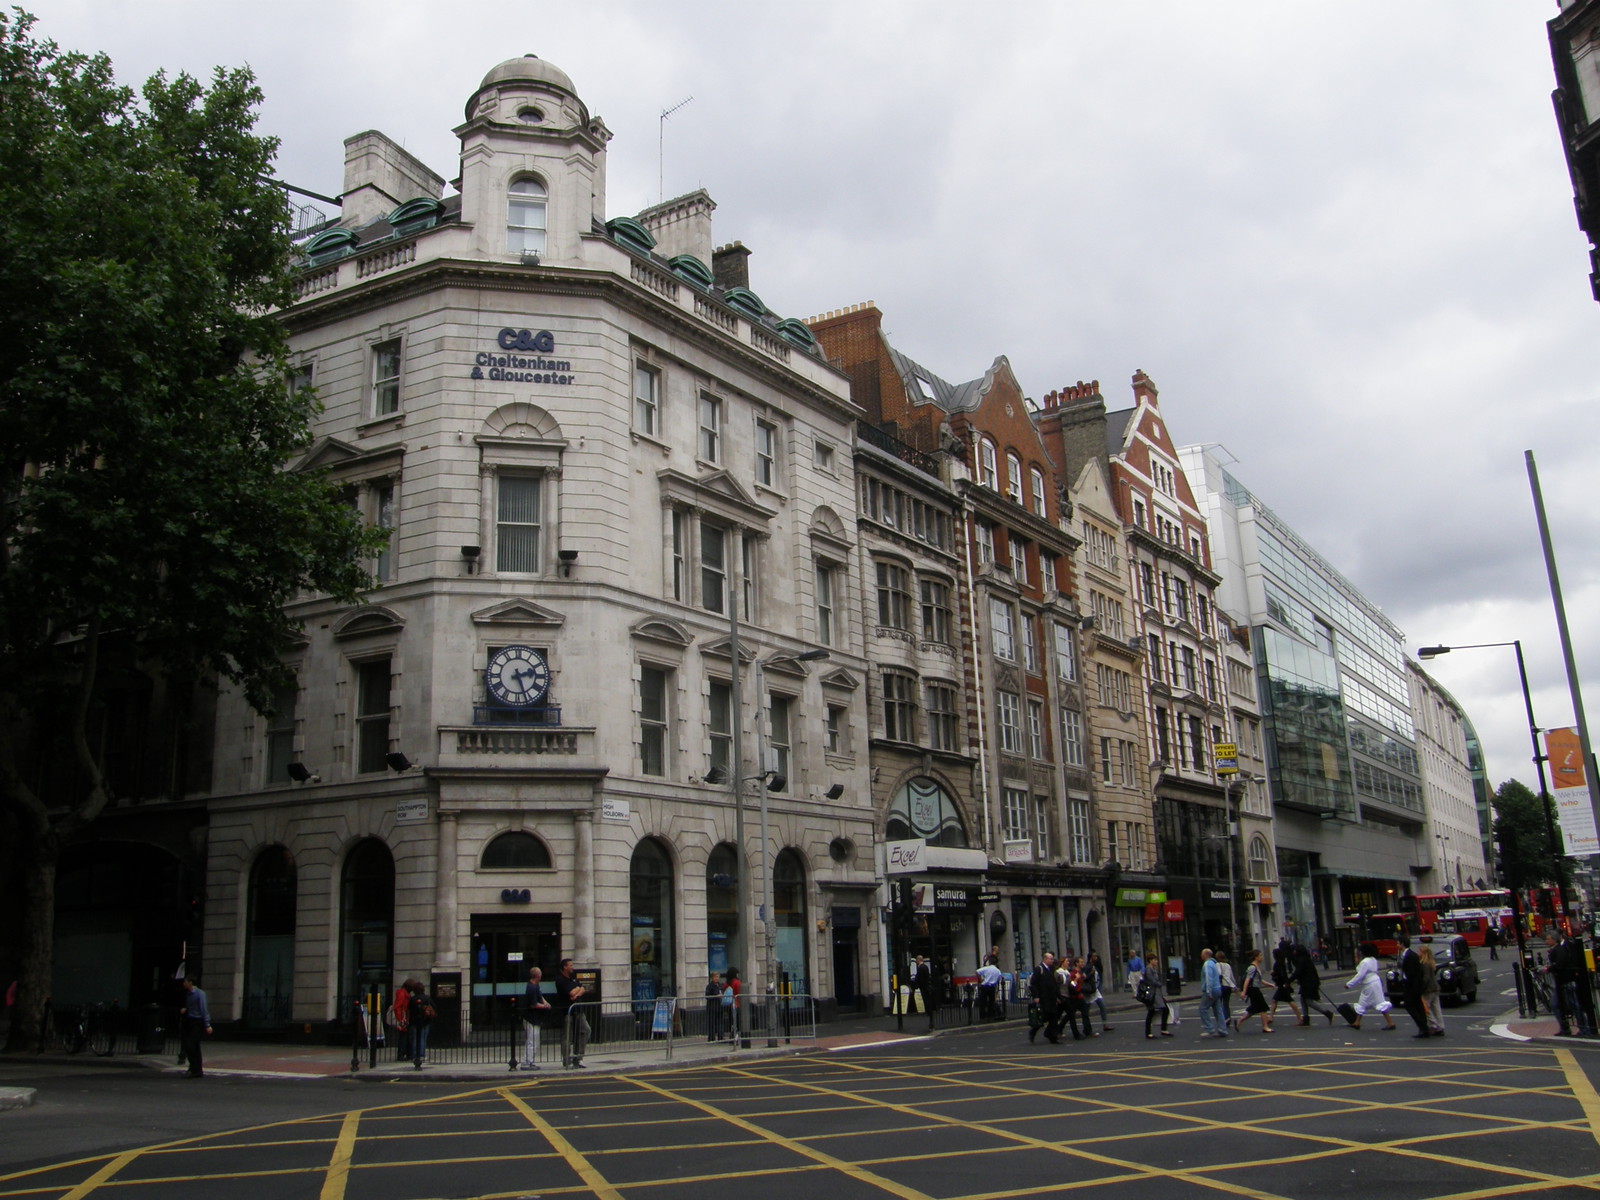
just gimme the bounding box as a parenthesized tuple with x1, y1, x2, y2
(753, 648, 830, 1048)
(1419, 640, 1559, 1015)
(1417, 642, 1563, 892)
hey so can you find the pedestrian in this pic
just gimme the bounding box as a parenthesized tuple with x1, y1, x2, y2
(1127, 949, 1145, 995)
(1215, 951, 1237, 1029)
(1028, 952, 1062, 1044)
(1545, 928, 1595, 1036)
(389, 977, 411, 1061)
(1485, 922, 1501, 961)
(704, 971, 723, 1042)
(1061, 958, 1094, 1041)
(1292, 943, 1337, 1026)
(1139, 969, 1172, 1038)
(1417, 945, 1444, 1036)
(1340, 942, 1397, 1030)
(1199, 949, 1226, 1038)
(911, 955, 936, 1029)
(555, 958, 590, 1067)
(520, 966, 551, 1069)
(1234, 949, 1273, 1033)
(976, 959, 1002, 1020)
(1270, 943, 1302, 1027)
(1397, 940, 1432, 1037)
(1086, 952, 1112, 1031)
(407, 978, 435, 1069)
(178, 977, 211, 1078)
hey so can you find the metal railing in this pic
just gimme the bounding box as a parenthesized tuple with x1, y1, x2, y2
(891, 979, 1020, 1030)
(32, 1002, 179, 1059)
(564, 995, 818, 1065)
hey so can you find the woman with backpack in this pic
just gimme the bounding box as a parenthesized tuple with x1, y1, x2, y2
(1140, 969, 1172, 1038)
(406, 978, 436, 1069)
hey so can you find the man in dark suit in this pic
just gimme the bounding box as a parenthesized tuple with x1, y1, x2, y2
(911, 955, 936, 1030)
(1398, 940, 1431, 1037)
(1029, 952, 1063, 1044)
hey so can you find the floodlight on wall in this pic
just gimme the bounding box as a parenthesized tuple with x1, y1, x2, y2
(824, 783, 845, 800)
(286, 762, 320, 784)
(558, 548, 579, 577)
(1076, 614, 1096, 631)
(461, 545, 481, 575)
(386, 752, 415, 773)
(763, 771, 786, 792)
(702, 765, 727, 785)
(521, 250, 541, 267)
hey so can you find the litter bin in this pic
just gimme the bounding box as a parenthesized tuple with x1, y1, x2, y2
(1166, 968, 1182, 997)
(136, 1004, 165, 1054)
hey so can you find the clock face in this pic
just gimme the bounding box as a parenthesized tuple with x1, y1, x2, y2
(486, 645, 550, 707)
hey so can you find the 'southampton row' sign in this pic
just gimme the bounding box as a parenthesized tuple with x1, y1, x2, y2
(471, 328, 576, 384)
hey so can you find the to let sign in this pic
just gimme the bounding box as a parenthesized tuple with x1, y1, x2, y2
(1213, 742, 1238, 775)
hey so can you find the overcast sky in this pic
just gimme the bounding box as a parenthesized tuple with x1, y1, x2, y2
(35, 1, 1598, 803)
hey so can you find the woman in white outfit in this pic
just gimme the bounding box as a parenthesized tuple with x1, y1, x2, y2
(1343, 941, 1397, 1030)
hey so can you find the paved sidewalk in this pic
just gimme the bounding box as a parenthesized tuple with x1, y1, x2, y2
(0, 989, 1196, 1091)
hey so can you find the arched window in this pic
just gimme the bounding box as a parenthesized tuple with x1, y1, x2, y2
(1248, 835, 1272, 882)
(630, 839, 675, 1001)
(886, 778, 968, 848)
(508, 177, 547, 255)
(481, 831, 552, 870)
(978, 439, 998, 490)
(244, 846, 296, 1028)
(1006, 452, 1023, 504)
(774, 849, 809, 996)
(706, 843, 740, 978)
(338, 839, 394, 1020)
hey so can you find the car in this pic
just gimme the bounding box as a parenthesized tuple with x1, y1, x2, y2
(1385, 935, 1480, 1005)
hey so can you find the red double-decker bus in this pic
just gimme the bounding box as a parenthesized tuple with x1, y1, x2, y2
(1366, 913, 1419, 958)
(1399, 890, 1513, 943)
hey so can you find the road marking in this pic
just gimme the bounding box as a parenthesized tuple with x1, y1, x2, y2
(318, 1111, 361, 1200)
(501, 1087, 625, 1200)
(631, 1075, 939, 1200)
(1490, 1022, 1532, 1041)
(57, 1149, 141, 1200)
(1555, 1046, 1600, 1149)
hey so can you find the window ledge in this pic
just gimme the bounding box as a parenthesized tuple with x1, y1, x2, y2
(631, 428, 671, 454)
(358, 412, 406, 438)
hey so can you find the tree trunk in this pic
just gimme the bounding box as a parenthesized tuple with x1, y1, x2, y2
(4, 836, 58, 1053)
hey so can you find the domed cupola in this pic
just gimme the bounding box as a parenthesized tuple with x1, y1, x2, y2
(455, 54, 613, 265)
(465, 55, 581, 124)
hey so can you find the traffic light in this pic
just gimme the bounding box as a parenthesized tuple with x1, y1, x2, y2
(893, 878, 913, 932)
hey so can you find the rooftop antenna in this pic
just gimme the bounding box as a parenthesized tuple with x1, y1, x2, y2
(659, 95, 694, 204)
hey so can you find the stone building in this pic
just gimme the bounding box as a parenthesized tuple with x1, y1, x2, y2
(204, 55, 878, 1031)
(1407, 664, 1491, 896)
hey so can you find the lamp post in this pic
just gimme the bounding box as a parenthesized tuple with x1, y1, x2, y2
(1206, 772, 1255, 958)
(1417, 642, 1563, 892)
(1419, 640, 1557, 1014)
(753, 648, 830, 1047)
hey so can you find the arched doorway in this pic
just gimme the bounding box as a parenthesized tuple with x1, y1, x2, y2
(630, 838, 675, 1001)
(773, 849, 809, 996)
(244, 846, 296, 1028)
(705, 843, 740, 978)
(338, 839, 394, 1021)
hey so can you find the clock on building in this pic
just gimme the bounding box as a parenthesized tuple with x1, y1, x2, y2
(486, 645, 551, 707)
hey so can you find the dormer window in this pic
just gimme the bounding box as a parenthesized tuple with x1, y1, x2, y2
(508, 177, 547, 256)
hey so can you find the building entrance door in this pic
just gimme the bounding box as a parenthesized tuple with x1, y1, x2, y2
(469, 914, 561, 1029)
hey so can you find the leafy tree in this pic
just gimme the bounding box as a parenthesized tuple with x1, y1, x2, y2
(1493, 778, 1570, 897)
(0, 12, 380, 1052)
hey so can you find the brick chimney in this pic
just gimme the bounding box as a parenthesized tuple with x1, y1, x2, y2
(713, 241, 751, 290)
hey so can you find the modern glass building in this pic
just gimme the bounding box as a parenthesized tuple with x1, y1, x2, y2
(1182, 445, 1429, 957)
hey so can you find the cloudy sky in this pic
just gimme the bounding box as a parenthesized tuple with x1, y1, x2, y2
(35, 1, 1598, 800)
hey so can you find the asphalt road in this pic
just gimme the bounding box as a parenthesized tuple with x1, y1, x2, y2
(5, 958, 1600, 1200)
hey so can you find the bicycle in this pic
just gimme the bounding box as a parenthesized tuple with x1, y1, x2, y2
(66, 1001, 118, 1057)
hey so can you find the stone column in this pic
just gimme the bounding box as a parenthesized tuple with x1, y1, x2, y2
(574, 809, 595, 960)
(434, 809, 459, 967)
